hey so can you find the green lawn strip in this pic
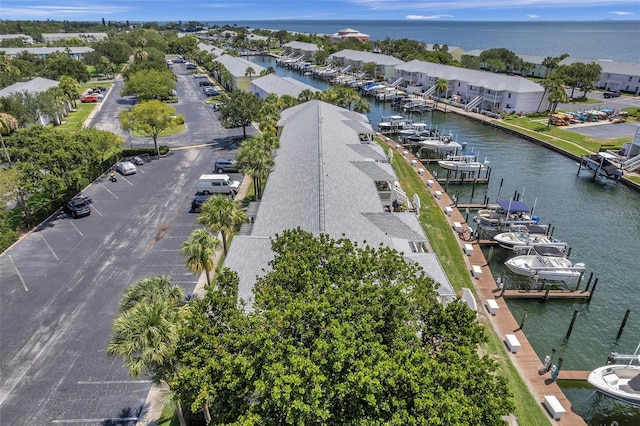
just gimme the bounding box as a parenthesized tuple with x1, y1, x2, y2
(157, 403, 179, 426)
(382, 139, 549, 425)
(497, 121, 596, 156)
(58, 104, 94, 130)
(627, 175, 640, 185)
(482, 321, 552, 426)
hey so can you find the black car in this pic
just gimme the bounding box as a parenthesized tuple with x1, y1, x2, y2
(214, 158, 238, 173)
(199, 80, 213, 87)
(203, 87, 220, 96)
(64, 196, 91, 218)
(603, 91, 621, 98)
(191, 193, 211, 213)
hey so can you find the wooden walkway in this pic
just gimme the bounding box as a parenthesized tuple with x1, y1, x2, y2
(503, 290, 591, 300)
(559, 371, 591, 381)
(382, 136, 586, 425)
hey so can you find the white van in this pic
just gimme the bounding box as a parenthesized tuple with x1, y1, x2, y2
(196, 174, 240, 197)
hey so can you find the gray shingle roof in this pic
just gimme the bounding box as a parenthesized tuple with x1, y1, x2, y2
(223, 100, 455, 307)
(215, 54, 265, 78)
(283, 41, 320, 52)
(0, 77, 59, 98)
(398, 60, 544, 93)
(404, 253, 455, 298)
(250, 73, 319, 98)
(197, 42, 225, 57)
(330, 49, 405, 66)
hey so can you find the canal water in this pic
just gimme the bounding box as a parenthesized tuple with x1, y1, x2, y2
(248, 55, 640, 424)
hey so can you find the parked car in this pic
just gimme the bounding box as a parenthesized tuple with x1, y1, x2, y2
(214, 158, 238, 173)
(80, 95, 98, 103)
(115, 161, 137, 175)
(196, 174, 239, 197)
(186, 63, 197, 70)
(212, 102, 224, 111)
(193, 73, 208, 78)
(190, 193, 211, 212)
(64, 196, 91, 218)
(604, 91, 621, 98)
(203, 87, 220, 96)
(199, 80, 213, 87)
(131, 156, 145, 166)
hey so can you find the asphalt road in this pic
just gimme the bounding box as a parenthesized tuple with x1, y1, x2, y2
(0, 62, 253, 425)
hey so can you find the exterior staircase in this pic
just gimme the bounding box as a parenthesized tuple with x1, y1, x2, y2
(465, 95, 483, 111)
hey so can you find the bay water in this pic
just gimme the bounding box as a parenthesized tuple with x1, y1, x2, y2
(248, 54, 640, 424)
(226, 20, 640, 62)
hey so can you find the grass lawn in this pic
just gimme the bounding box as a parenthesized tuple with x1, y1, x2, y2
(57, 104, 95, 130)
(132, 124, 186, 137)
(381, 138, 551, 425)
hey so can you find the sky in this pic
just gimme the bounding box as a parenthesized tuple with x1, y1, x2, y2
(1, 0, 638, 22)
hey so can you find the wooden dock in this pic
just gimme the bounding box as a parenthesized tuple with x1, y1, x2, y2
(503, 289, 591, 300)
(381, 136, 587, 425)
(455, 203, 489, 209)
(436, 177, 489, 184)
(558, 371, 591, 381)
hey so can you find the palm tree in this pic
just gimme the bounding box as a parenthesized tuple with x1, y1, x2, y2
(180, 229, 220, 286)
(353, 98, 371, 114)
(236, 136, 275, 201)
(537, 76, 564, 112)
(297, 89, 317, 103)
(547, 87, 569, 127)
(0, 112, 18, 166)
(107, 275, 186, 426)
(118, 275, 184, 313)
(198, 196, 247, 256)
(58, 75, 81, 108)
(245, 66, 255, 81)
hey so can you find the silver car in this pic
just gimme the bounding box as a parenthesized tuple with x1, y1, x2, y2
(115, 161, 137, 175)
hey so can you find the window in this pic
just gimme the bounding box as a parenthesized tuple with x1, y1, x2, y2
(508, 93, 511, 99)
(629, 76, 633, 82)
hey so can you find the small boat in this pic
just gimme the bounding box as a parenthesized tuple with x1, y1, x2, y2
(377, 115, 413, 133)
(588, 342, 640, 406)
(504, 246, 585, 282)
(438, 154, 489, 173)
(474, 200, 544, 232)
(493, 229, 567, 252)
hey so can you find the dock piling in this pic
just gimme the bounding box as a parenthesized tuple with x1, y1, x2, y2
(616, 309, 631, 341)
(565, 309, 579, 340)
(588, 278, 598, 304)
(584, 272, 594, 292)
(518, 309, 528, 331)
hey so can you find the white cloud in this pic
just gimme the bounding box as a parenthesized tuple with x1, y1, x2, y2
(527, 14, 540, 18)
(1, 4, 131, 18)
(349, 0, 640, 12)
(609, 11, 635, 16)
(406, 14, 453, 20)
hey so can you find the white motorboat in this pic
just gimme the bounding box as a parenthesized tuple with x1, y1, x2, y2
(493, 229, 567, 252)
(416, 137, 461, 154)
(474, 200, 545, 232)
(504, 247, 585, 282)
(438, 154, 489, 173)
(588, 343, 640, 406)
(377, 115, 413, 132)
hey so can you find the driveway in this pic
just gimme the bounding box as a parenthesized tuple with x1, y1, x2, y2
(0, 63, 251, 425)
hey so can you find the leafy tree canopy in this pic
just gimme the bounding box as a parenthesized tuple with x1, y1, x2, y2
(173, 229, 513, 425)
(121, 68, 176, 101)
(218, 90, 262, 138)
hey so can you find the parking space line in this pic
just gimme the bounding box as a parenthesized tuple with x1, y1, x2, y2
(52, 417, 139, 424)
(40, 234, 59, 261)
(8, 255, 28, 292)
(99, 182, 120, 199)
(69, 221, 84, 237)
(120, 175, 134, 185)
(90, 204, 103, 216)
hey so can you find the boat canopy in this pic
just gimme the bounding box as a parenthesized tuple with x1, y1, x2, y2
(497, 200, 530, 213)
(533, 246, 565, 257)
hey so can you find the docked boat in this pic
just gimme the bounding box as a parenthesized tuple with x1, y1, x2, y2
(438, 154, 489, 173)
(493, 229, 567, 252)
(504, 246, 585, 282)
(377, 115, 413, 133)
(588, 342, 640, 406)
(474, 200, 544, 232)
(578, 152, 624, 182)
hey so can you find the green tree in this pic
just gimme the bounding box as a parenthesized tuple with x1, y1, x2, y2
(107, 276, 187, 426)
(42, 50, 89, 82)
(362, 61, 377, 78)
(218, 90, 262, 138)
(197, 195, 247, 255)
(537, 75, 565, 112)
(180, 229, 220, 286)
(235, 133, 276, 200)
(119, 100, 180, 156)
(58, 75, 81, 108)
(174, 229, 513, 425)
(435, 78, 448, 97)
(121, 68, 176, 101)
(353, 97, 371, 114)
(547, 87, 569, 126)
(297, 88, 318, 103)
(244, 66, 255, 80)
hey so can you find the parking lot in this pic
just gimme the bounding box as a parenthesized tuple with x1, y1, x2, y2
(0, 62, 249, 424)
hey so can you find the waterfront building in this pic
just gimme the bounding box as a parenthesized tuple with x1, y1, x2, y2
(197, 42, 225, 57)
(329, 49, 405, 79)
(394, 59, 547, 114)
(249, 73, 319, 99)
(223, 100, 455, 307)
(281, 41, 321, 61)
(426, 44, 465, 61)
(41, 32, 108, 43)
(0, 47, 93, 60)
(0, 77, 69, 125)
(213, 54, 265, 91)
(330, 28, 370, 43)
(0, 34, 34, 44)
